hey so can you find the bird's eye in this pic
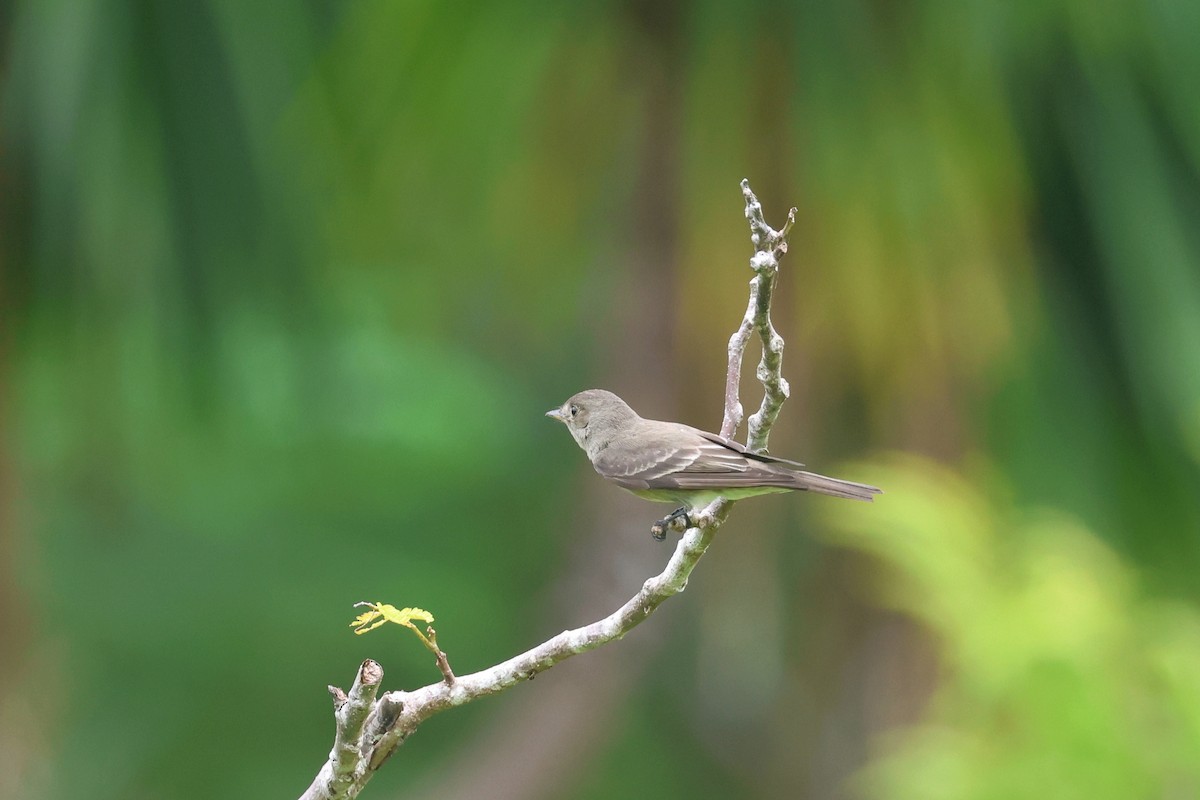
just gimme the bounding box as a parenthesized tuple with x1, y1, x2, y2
(569, 404, 579, 418)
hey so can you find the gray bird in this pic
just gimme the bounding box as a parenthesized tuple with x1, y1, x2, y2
(547, 389, 882, 538)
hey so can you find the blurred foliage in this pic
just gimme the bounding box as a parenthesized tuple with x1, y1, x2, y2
(3, 0, 1200, 799)
(823, 457, 1200, 800)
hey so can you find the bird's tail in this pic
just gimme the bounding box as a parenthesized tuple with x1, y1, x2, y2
(792, 470, 882, 501)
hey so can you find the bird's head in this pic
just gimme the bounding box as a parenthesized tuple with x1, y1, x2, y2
(546, 389, 639, 453)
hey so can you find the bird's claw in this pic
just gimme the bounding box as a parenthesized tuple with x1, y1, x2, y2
(651, 507, 692, 541)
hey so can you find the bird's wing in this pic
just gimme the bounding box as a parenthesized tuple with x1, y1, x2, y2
(693, 429, 805, 468)
(593, 424, 798, 491)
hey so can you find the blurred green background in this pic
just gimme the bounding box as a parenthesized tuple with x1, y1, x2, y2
(3, 1, 1200, 798)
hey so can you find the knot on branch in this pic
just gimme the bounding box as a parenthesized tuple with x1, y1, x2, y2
(750, 251, 778, 275)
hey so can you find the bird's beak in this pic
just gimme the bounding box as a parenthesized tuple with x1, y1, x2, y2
(545, 407, 565, 422)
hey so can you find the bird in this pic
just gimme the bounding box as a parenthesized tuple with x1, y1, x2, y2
(546, 389, 882, 539)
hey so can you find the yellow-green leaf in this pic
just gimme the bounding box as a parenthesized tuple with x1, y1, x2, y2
(350, 602, 434, 635)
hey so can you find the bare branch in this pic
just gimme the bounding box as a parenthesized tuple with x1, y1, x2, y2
(723, 178, 795, 451)
(426, 627, 456, 685)
(299, 660, 383, 800)
(297, 179, 796, 800)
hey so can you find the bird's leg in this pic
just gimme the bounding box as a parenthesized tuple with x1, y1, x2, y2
(650, 507, 692, 541)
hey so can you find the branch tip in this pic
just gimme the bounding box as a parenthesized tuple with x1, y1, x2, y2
(781, 207, 797, 236)
(358, 659, 384, 686)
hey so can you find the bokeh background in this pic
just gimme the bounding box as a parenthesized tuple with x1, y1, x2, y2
(3, 1, 1200, 798)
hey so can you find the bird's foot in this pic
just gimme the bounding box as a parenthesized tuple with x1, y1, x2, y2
(650, 507, 692, 541)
